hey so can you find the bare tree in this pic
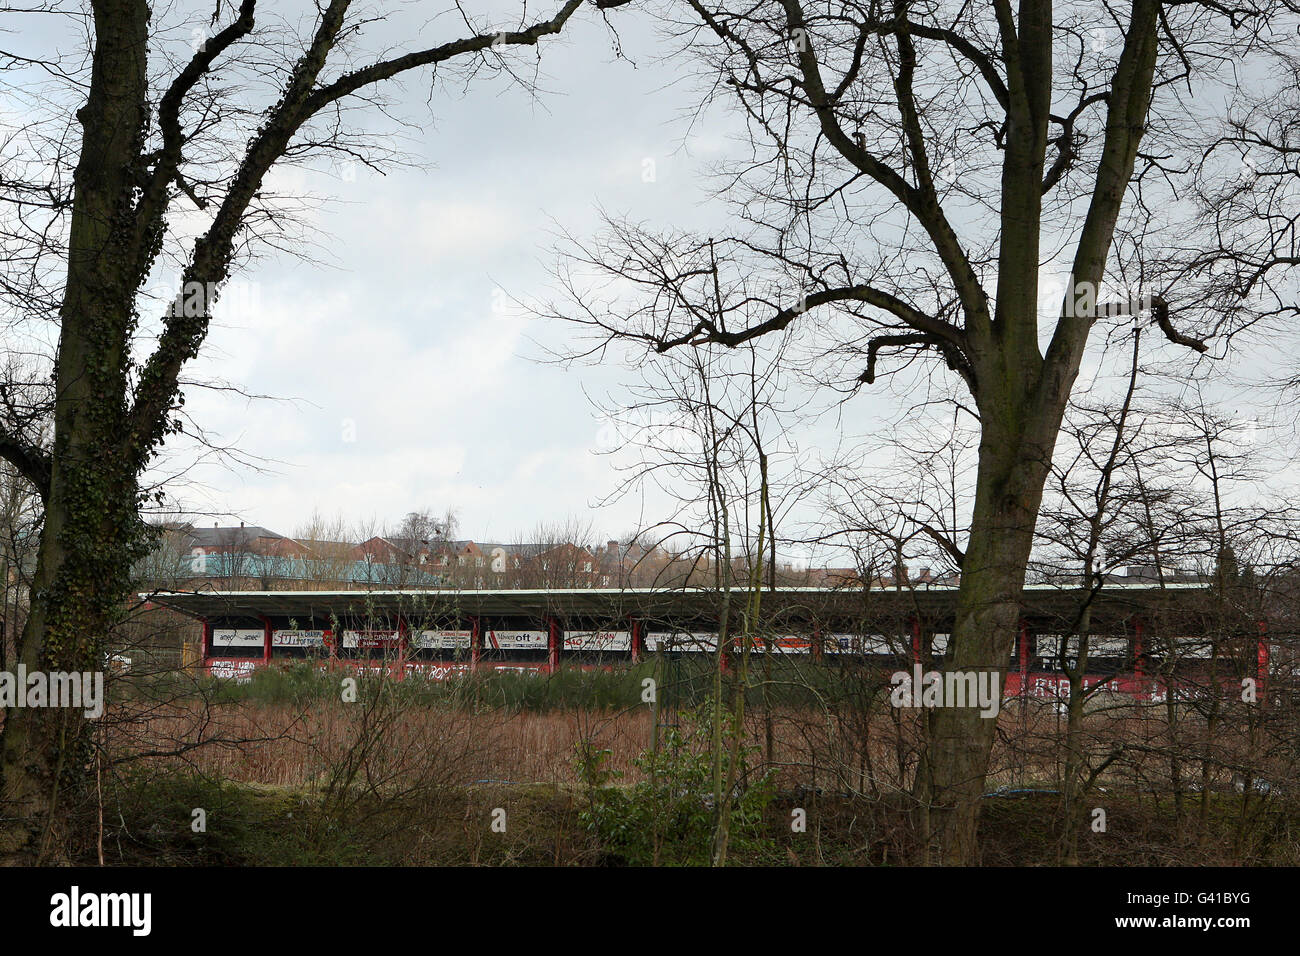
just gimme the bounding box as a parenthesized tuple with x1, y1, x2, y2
(0, 461, 41, 674)
(545, 0, 1276, 862)
(586, 315, 812, 862)
(502, 517, 598, 589)
(294, 509, 363, 590)
(0, 0, 631, 862)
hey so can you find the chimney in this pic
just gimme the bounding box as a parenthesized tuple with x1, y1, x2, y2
(608, 540, 619, 554)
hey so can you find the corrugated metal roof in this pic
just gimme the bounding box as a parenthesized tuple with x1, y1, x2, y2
(138, 582, 1219, 630)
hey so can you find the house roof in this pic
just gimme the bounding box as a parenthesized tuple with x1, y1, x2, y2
(185, 525, 286, 548)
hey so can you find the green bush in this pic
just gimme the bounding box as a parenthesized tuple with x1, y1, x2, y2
(574, 703, 775, 865)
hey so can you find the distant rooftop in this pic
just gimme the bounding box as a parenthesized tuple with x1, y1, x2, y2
(184, 525, 285, 548)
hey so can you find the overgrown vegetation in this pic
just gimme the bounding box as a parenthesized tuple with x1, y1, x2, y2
(122, 659, 894, 714)
(79, 657, 1300, 866)
(574, 705, 777, 865)
(93, 764, 1300, 867)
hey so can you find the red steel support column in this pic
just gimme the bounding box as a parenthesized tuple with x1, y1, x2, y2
(547, 617, 560, 673)
(630, 617, 642, 664)
(260, 615, 272, 666)
(910, 616, 921, 665)
(1133, 618, 1146, 699)
(470, 616, 481, 673)
(811, 624, 824, 663)
(201, 618, 212, 672)
(396, 614, 407, 681)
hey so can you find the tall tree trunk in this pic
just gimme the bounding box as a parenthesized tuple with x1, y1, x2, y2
(0, 0, 604, 863)
(0, 0, 152, 863)
(915, 403, 1059, 864)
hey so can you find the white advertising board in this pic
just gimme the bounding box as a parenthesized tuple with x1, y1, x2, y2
(564, 630, 632, 652)
(484, 629, 548, 650)
(342, 629, 399, 648)
(272, 629, 327, 648)
(826, 633, 895, 654)
(644, 632, 718, 652)
(212, 628, 264, 648)
(750, 635, 812, 654)
(1037, 634, 1130, 657)
(1170, 636, 1212, 659)
(413, 629, 473, 650)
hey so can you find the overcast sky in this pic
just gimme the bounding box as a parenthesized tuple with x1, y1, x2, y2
(142, 2, 1300, 550)
(151, 5, 725, 541)
(125, 1, 894, 549)
(7, 1, 1292, 557)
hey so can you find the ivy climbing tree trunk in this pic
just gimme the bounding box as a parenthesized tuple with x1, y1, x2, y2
(0, 0, 624, 863)
(0, 0, 156, 860)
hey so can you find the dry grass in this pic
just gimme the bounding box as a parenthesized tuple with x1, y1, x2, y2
(106, 692, 1295, 798)
(86, 691, 1300, 866)
(108, 701, 657, 787)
